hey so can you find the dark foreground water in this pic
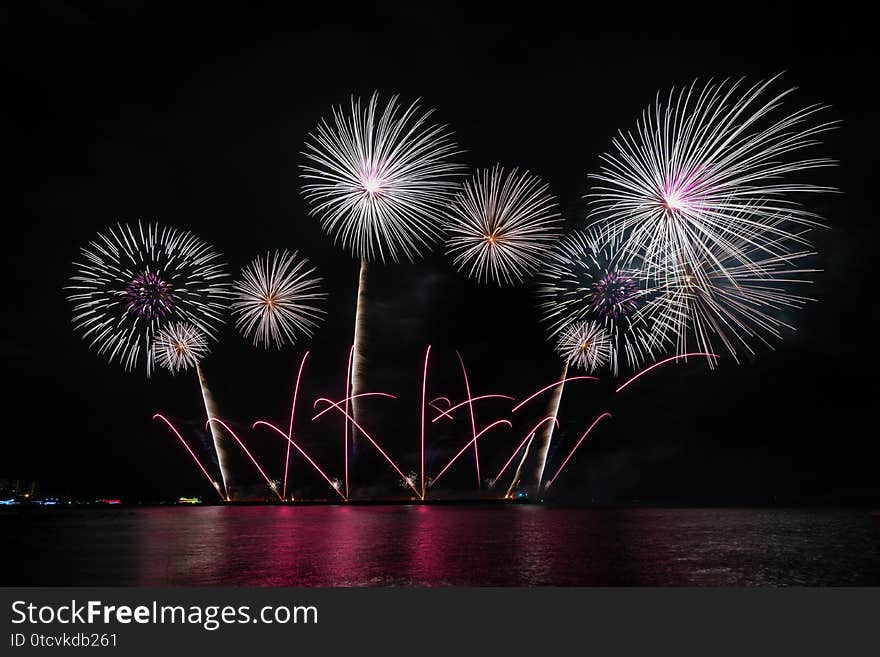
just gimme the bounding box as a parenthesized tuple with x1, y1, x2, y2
(2, 506, 878, 586)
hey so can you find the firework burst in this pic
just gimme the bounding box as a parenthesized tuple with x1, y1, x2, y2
(301, 92, 464, 263)
(231, 250, 327, 349)
(588, 75, 836, 276)
(445, 165, 563, 285)
(536, 228, 659, 374)
(67, 221, 230, 376)
(154, 322, 210, 374)
(556, 321, 613, 372)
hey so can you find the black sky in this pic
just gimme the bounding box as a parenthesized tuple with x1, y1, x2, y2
(1, 2, 877, 503)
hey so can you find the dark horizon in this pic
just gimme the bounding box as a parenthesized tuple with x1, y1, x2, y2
(2, 3, 877, 504)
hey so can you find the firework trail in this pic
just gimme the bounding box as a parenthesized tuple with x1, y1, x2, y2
(614, 352, 719, 394)
(281, 352, 310, 500)
(588, 75, 836, 281)
(231, 250, 326, 350)
(302, 93, 464, 452)
(67, 221, 230, 377)
(493, 416, 559, 487)
(430, 419, 512, 486)
(152, 414, 225, 501)
(152, 322, 233, 500)
(431, 394, 515, 423)
(544, 412, 612, 490)
(208, 418, 282, 500)
(456, 352, 482, 489)
(536, 228, 659, 375)
(445, 165, 563, 285)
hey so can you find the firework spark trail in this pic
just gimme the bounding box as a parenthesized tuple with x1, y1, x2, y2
(430, 394, 515, 423)
(421, 345, 431, 499)
(196, 363, 231, 501)
(511, 375, 599, 413)
(428, 397, 454, 421)
(505, 435, 533, 498)
(152, 414, 225, 501)
(207, 418, 283, 500)
(67, 221, 231, 377)
(312, 398, 420, 497)
(311, 393, 397, 421)
(544, 412, 612, 490)
(253, 421, 347, 501)
(615, 352, 719, 393)
(430, 419, 513, 486)
(282, 352, 310, 500)
(350, 260, 368, 447)
(530, 361, 569, 494)
(343, 345, 353, 499)
(456, 352, 481, 488)
(493, 416, 559, 485)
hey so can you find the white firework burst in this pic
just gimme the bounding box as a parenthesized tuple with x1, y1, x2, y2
(536, 227, 660, 374)
(231, 250, 327, 349)
(556, 321, 612, 372)
(301, 92, 464, 263)
(66, 221, 230, 377)
(588, 75, 836, 277)
(445, 165, 563, 285)
(154, 322, 210, 374)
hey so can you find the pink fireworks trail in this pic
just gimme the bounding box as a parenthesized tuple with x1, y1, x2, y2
(312, 397, 421, 497)
(493, 416, 559, 485)
(615, 353, 718, 394)
(344, 345, 353, 499)
(311, 393, 397, 421)
(456, 351, 481, 488)
(430, 394, 515, 423)
(207, 418, 283, 500)
(428, 397, 454, 421)
(544, 412, 612, 490)
(253, 420, 347, 501)
(283, 351, 310, 500)
(430, 419, 512, 486)
(511, 375, 600, 413)
(153, 414, 226, 501)
(420, 345, 431, 499)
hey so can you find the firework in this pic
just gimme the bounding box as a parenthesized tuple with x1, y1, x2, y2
(67, 221, 230, 377)
(154, 322, 209, 374)
(302, 92, 464, 263)
(231, 250, 326, 350)
(536, 228, 658, 374)
(588, 75, 836, 277)
(446, 165, 563, 285)
(556, 321, 613, 373)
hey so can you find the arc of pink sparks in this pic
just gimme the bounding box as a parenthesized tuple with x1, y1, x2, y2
(153, 414, 226, 501)
(544, 412, 612, 490)
(614, 353, 719, 394)
(456, 351, 481, 488)
(421, 345, 431, 500)
(207, 418, 283, 500)
(430, 394, 515, 423)
(431, 419, 512, 486)
(253, 421, 347, 501)
(344, 345, 354, 500)
(511, 376, 600, 413)
(312, 397, 421, 497)
(311, 392, 397, 422)
(428, 399, 454, 421)
(283, 351, 310, 501)
(494, 416, 559, 484)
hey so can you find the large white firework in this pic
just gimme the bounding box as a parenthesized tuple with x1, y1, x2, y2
(231, 249, 327, 349)
(536, 227, 660, 374)
(154, 322, 210, 374)
(556, 321, 613, 373)
(301, 92, 464, 263)
(67, 221, 230, 376)
(637, 214, 818, 365)
(445, 165, 563, 285)
(588, 75, 836, 277)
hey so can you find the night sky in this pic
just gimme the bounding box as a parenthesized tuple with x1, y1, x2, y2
(2, 3, 877, 503)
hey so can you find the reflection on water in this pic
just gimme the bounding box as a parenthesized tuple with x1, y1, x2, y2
(2, 506, 878, 586)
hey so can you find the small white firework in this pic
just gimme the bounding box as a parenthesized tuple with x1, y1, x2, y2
(301, 92, 464, 263)
(556, 321, 613, 372)
(154, 322, 210, 374)
(231, 250, 327, 350)
(588, 75, 836, 277)
(445, 165, 563, 285)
